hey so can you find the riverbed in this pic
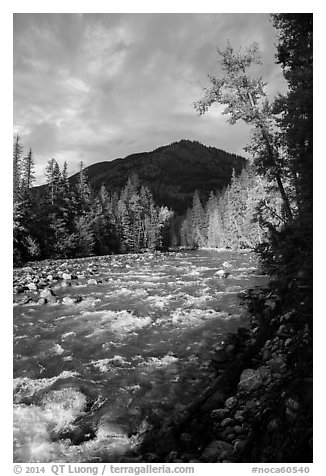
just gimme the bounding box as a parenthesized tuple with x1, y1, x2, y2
(13, 249, 267, 463)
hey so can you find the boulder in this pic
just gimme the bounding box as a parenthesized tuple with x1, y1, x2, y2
(215, 269, 229, 279)
(47, 295, 58, 303)
(234, 410, 244, 422)
(262, 348, 272, 361)
(222, 261, 233, 269)
(220, 417, 234, 428)
(269, 356, 287, 374)
(233, 425, 243, 435)
(238, 368, 267, 392)
(201, 440, 234, 462)
(61, 281, 71, 288)
(234, 439, 246, 453)
(225, 396, 237, 409)
(22, 266, 34, 273)
(27, 282, 38, 291)
(211, 408, 229, 421)
(40, 288, 56, 299)
(87, 278, 98, 285)
(62, 273, 72, 281)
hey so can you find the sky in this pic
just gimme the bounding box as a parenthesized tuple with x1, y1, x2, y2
(13, 13, 288, 185)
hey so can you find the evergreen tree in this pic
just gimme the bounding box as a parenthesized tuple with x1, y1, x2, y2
(13, 134, 23, 201)
(272, 14, 313, 221)
(60, 161, 70, 196)
(75, 161, 91, 213)
(21, 148, 35, 193)
(191, 190, 206, 247)
(45, 158, 61, 206)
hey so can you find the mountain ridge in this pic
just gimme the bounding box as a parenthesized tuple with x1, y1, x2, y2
(34, 139, 247, 213)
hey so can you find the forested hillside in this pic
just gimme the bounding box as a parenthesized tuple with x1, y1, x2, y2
(13, 138, 281, 265)
(13, 139, 252, 265)
(33, 140, 246, 213)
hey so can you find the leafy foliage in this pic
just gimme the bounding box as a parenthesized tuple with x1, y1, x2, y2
(194, 41, 294, 223)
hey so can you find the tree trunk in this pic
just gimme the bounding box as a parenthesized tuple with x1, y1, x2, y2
(260, 128, 293, 223)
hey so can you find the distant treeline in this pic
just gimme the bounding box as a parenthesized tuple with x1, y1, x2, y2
(13, 144, 173, 265)
(13, 135, 283, 265)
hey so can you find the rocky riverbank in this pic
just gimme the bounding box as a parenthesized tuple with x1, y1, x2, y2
(13, 254, 157, 305)
(128, 287, 313, 463)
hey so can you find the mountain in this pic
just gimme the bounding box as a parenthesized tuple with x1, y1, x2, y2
(35, 140, 247, 213)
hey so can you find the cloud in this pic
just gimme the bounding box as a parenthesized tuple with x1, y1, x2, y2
(14, 13, 286, 184)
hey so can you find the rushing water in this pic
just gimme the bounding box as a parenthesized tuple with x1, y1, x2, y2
(13, 250, 267, 463)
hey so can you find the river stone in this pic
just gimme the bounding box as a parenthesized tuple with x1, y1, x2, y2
(47, 295, 58, 303)
(284, 338, 293, 347)
(211, 408, 229, 420)
(87, 278, 98, 285)
(262, 348, 272, 361)
(22, 266, 34, 273)
(234, 410, 245, 422)
(201, 440, 234, 462)
(40, 288, 56, 299)
(61, 281, 71, 288)
(37, 298, 47, 305)
(62, 296, 75, 305)
(269, 356, 287, 374)
(225, 396, 237, 409)
(27, 282, 38, 291)
(234, 439, 246, 453)
(234, 425, 243, 435)
(222, 261, 233, 269)
(62, 273, 72, 281)
(267, 419, 278, 432)
(238, 367, 270, 392)
(215, 269, 229, 279)
(220, 417, 234, 428)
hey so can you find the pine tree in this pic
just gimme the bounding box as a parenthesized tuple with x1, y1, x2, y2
(13, 134, 23, 201)
(272, 14, 312, 222)
(21, 148, 35, 192)
(45, 158, 61, 206)
(60, 161, 70, 195)
(191, 190, 206, 247)
(75, 161, 91, 213)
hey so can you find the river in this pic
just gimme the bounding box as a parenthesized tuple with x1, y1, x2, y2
(13, 249, 267, 463)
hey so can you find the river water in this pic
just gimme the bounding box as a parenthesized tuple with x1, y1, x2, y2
(13, 250, 267, 463)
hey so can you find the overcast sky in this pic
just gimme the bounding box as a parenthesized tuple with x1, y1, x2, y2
(13, 13, 287, 184)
